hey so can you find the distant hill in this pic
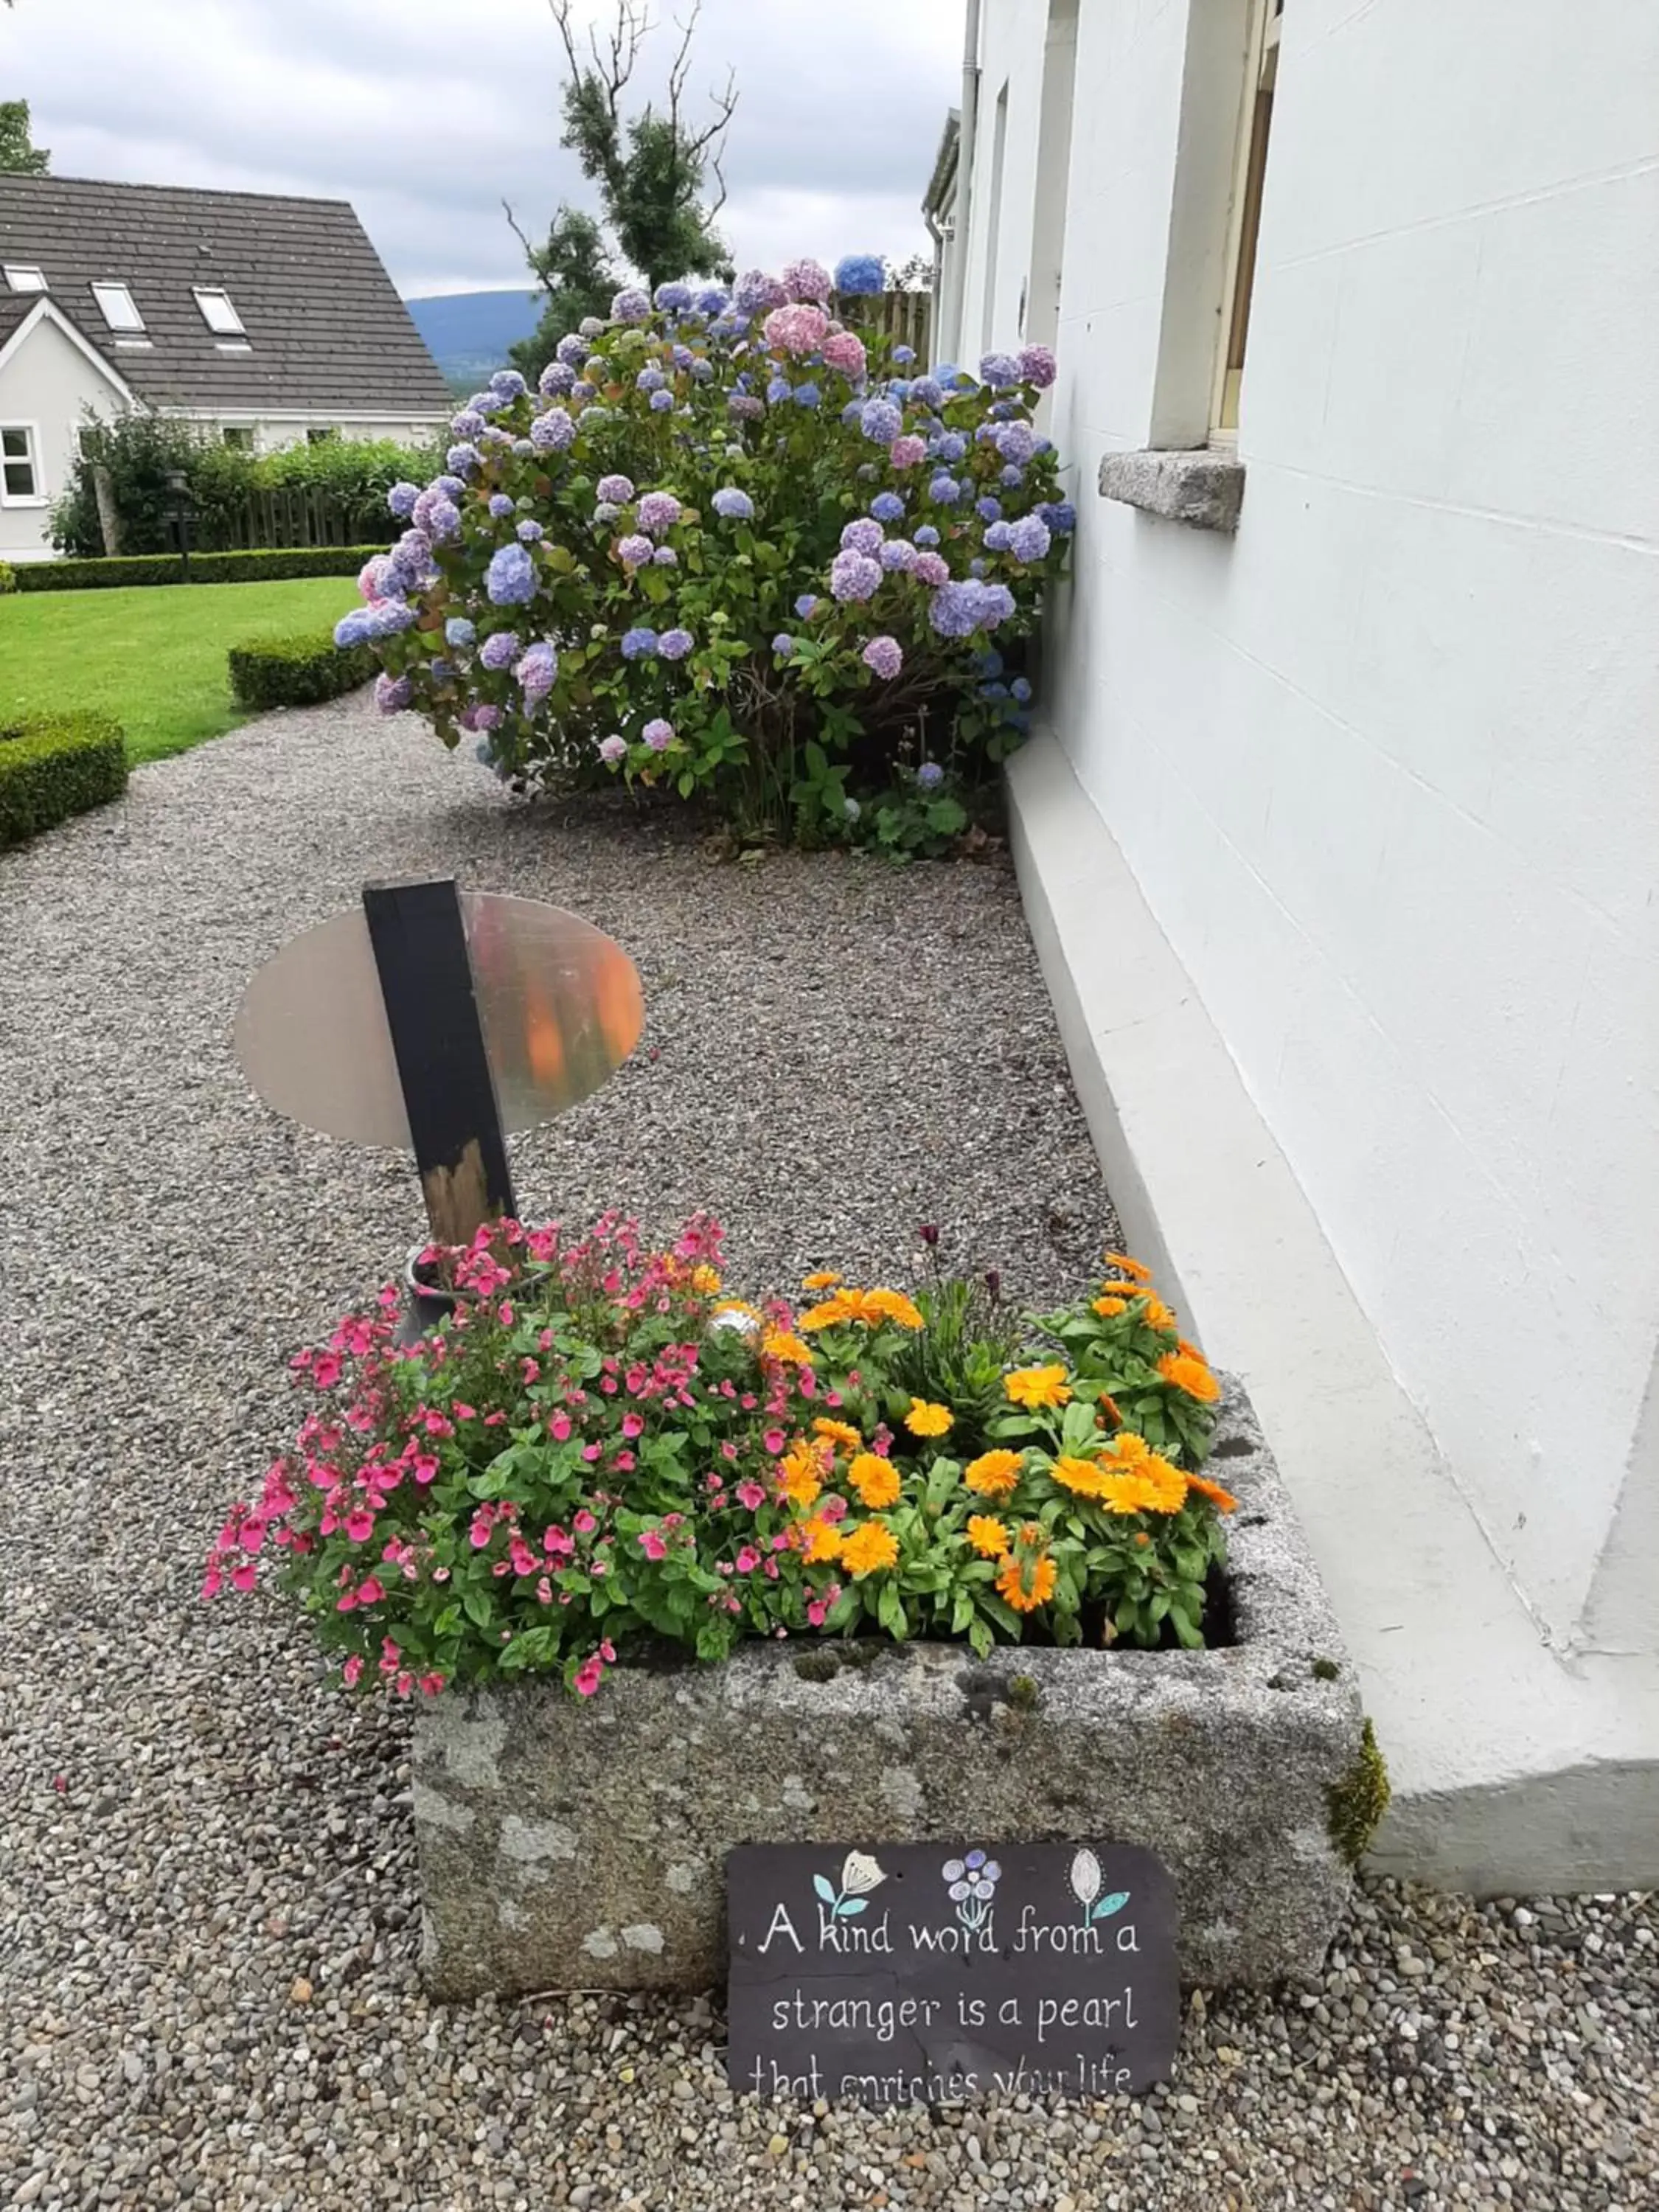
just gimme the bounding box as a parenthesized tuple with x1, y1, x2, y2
(405, 289, 544, 390)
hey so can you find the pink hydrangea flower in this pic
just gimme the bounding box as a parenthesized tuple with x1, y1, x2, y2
(821, 330, 866, 378)
(861, 635, 902, 681)
(888, 435, 927, 470)
(781, 257, 833, 303)
(762, 303, 830, 357)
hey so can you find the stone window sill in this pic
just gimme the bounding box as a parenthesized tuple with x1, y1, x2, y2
(1097, 446, 1245, 534)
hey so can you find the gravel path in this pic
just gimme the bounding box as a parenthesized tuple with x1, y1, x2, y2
(1, 700, 1655, 2211)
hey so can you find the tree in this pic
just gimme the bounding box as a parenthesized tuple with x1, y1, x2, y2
(0, 98, 49, 175)
(507, 0, 737, 381)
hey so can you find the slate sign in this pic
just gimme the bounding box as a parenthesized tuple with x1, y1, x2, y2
(727, 1842, 1180, 2104)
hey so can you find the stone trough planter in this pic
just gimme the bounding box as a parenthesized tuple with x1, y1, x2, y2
(413, 1382, 1377, 1999)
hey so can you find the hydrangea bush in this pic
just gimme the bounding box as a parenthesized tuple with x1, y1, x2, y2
(206, 1228, 1235, 1700)
(336, 257, 1074, 849)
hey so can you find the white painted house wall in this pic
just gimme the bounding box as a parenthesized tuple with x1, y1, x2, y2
(0, 313, 128, 560)
(950, 0, 1659, 1658)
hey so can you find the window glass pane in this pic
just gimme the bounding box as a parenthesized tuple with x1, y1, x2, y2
(195, 288, 246, 335)
(4, 460, 38, 497)
(1, 427, 28, 458)
(91, 282, 145, 332)
(3, 265, 47, 293)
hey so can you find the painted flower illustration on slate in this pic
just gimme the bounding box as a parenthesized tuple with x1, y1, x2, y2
(815, 1850, 886, 1918)
(942, 1848, 1002, 1933)
(1069, 1846, 1130, 1927)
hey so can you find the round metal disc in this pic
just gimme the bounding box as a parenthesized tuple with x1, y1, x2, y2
(234, 892, 644, 1147)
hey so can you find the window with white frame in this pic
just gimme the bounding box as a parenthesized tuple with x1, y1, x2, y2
(193, 286, 246, 335)
(1212, 0, 1281, 437)
(90, 280, 145, 333)
(221, 425, 256, 451)
(1, 425, 44, 504)
(3, 264, 47, 293)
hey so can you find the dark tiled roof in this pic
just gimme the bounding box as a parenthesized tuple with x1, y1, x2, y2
(0, 174, 451, 418)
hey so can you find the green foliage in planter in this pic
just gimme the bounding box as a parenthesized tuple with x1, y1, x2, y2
(0, 710, 127, 846)
(229, 631, 377, 712)
(206, 1218, 1237, 1701)
(15, 546, 390, 592)
(1327, 1719, 1392, 1865)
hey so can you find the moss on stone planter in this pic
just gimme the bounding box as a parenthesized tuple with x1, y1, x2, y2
(1327, 1718, 1391, 1865)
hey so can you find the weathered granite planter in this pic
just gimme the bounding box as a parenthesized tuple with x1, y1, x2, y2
(414, 1382, 1373, 1999)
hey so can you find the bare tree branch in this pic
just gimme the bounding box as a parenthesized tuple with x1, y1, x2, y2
(682, 68, 738, 161)
(501, 198, 540, 266)
(706, 145, 728, 220)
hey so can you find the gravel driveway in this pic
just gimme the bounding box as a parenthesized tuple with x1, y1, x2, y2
(1, 699, 1654, 2211)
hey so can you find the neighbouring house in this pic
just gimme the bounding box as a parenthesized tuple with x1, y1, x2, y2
(0, 174, 451, 561)
(933, 0, 1659, 1890)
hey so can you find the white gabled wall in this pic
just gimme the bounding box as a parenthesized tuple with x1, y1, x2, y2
(961, 0, 1659, 1652)
(0, 315, 131, 559)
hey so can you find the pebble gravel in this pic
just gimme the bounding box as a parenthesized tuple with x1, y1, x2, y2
(1, 698, 1655, 2211)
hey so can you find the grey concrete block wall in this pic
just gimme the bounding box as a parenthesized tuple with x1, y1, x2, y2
(413, 1382, 1367, 2000)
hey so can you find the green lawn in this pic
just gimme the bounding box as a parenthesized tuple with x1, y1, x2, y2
(0, 577, 361, 763)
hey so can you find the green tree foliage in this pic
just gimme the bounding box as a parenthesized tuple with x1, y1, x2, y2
(509, 0, 737, 382)
(0, 97, 49, 175)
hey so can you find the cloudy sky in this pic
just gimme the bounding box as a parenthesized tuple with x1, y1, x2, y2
(2, 0, 963, 299)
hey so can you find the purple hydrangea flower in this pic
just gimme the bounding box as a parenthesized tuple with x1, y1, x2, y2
(611, 288, 652, 323)
(493, 369, 529, 400)
(914, 523, 941, 547)
(712, 486, 754, 521)
(861, 634, 902, 681)
(781, 257, 833, 303)
(386, 481, 420, 518)
(834, 254, 886, 296)
(983, 583, 1015, 625)
(733, 269, 787, 313)
(450, 408, 487, 438)
(434, 474, 466, 499)
(830, 549, 883, 602)
(620, 627, 658, 660)
(517, 519, 544, 543)
(1018, 344, 1057, 389)
(637, 365, 667, 392)
(1000, 465, 1025, 489)
(446, 442, 481, 475)
(540, 361, 577, 397)
(652, 544, 677, 566)
(841, 518, 884, 555)
(860, 397, 902, 444)
(654, 281, 693, 313)
(690, 357, 714, 382)
(1011, 677, 1033, 703)
(617, 534, 653, 568)
(649, 389, 674, 411)
(515, 641, 558, 699)
(462, 703, 504, 732)
(1008, 515, 1053, 563)
(728, 392, 765, 420)
(374, 672, 413, 714)
(573, 380, 597, 401)
(894, 344, 917, 366)
(597, 473, 635, 504)
(983, 521, 1015, 552)
(912, 550, 950, 588)
(766, 376, 792, 406)
(696, 285, 728, 316)
(554, 333, 588, 367)
(489, 493, 515, 518)
(479, 428, 514, 451)
(412, 491, 462, 543)
(928, 475, 961, 505)
(917, 761, 945, 792)
(794, 594, 818, 619)
(908, 376, 944, 408)
(485, 543, 536, 605)
(869, 491, 905, 523)
(641, 716, 675, 750)
(531, 406, 576, 452)
(878, 538, 917, 571)
(599, 734, 628, 765)
(932, 431, 967, 463)
(479, 631, 521, 670)
(996, 421, 1037, 466)
(658, 627, 693, 661)
(928, 580, 985, 638)
(976, 496, 1003, 523)
(1040, 500, 1077, 535)
(367, 600, 416, 639)
(771, 633, 794, 655)
(333, 608, 372, 647)
(637, 491, 682, 535)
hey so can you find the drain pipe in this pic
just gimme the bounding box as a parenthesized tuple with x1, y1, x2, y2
(945, 0, 982, 365)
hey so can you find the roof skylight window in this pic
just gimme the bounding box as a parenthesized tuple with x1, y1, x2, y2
(193, 286, 246, 335)
(3, 265, 48, 293)
(91, 281, 145, 332)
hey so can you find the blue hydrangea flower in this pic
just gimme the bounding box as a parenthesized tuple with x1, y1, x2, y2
(893, 345, 917, 366)
(933, 431, 967, 463)
(970, 557, 987, 577)
(834, 254, 886, 296)
(795, 593, 818, 619)
(983, 521, 1015, 552)
(1009, 515, 1052, 563)
(333, 608, 373, 647)
(980, 681, 1009, 701)
(434, 475, 465, 499)
(490, 368, 528, 398)
(976, 496, 1003, 523)
(869, 491, 905, 523)
(413, 492, 462, 543)
(479, 631, 521, 670)
(652, 544, 677, 566)
(467, 390, 504, 417)
(531, 406, 576, 452)
(653, 280, 693, 313)
(386, 481, 420, 518)
(1000, 465, 1025, 489)
(611, 287, 652, 323)
(860, 397, 902, 444)
(1011, 676, 1033, 703)
(620, 627, 659, 660)
(914, 524, 940, 547)
(489, 493, 515, 518)
(445, 616, 476, 648)
(908, 376, 943, 408)
(928, 475, 961, 505)
(690, 357, 714, 382)
(975, 649, 1005, 678)
(733, 268, 786, 313)
(793, 382, 821, 408)
(637, 365, 667, 392)
(658, 627, 693, 661)
(554, 333, 588, 367)
(428, 658, 453, 684)
(649, 389, 674, 411)
(996, 421, 1037, 466)
(485, 543, 537, 606)
(517, 519, 544, 542)
(1040, 500, 1077, 534)
(449, 408, 486, 438)
(695, 285, 728, 316)
(917, 761, 945, 792)
(712, 487, 754, 521)
(771, 633, 794, 655)
(840, 400, 864, 426)
(878, 538, 917, 571)
(767, 377, 792, 405)
(572, 380, 596, 401)
(446, 442, 481, 475)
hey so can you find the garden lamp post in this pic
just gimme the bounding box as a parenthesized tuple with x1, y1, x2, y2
(165, 469, 195, 580)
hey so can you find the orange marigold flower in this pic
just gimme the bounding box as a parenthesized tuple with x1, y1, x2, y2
(1004, 1364, 1072, 1411)
(690, 1264, 722, 1295)
(802, 1270, 843, 1291)
(799, 1291, 859, 1331)
(1092, 1295, 1128, 1318)
(801, 1515, 844, 1563)
(864, 1288, 925, 1332)
(839, 1520, 900, 1577)
(995, 1548, 1058, 1613)
(1178, 1338, 1205, 1362)
(1016, 1520, 1046, 1547)
(905, 1398, 953, 1439)
(777, 1440, 827, 1509)
(813, 1416, 863, 1452)
(1138, 1293, 1178, 1332)
(762, 1328, 813, 1367)
(1102, 1251, 1152, 1282)
(712, 1298, 762, 1324)
(1096, 1453, 1189, 1515)
(1158, 1350, 1220, 1403)
(1096, 1471, 1163, 1516)
(964, 1448, 1023, 1498)
(1186, 1472, 1239, 1514)
(966, 1514, 1010, 1559)
(1050, 1455, 1110, 1500)
(1104, 1430, 1152, 1469)
(848, 1451, 902, 1510)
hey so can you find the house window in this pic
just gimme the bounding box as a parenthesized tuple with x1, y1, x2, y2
(221, 426, 256, 451)
(3, 264, 47, 293)
(91, 280, 145, 333)
(1213, 0, 1281, 436)
(1, 425, 43, 504)
(306, 426, 339, 445)
(193, 286, 246, 335)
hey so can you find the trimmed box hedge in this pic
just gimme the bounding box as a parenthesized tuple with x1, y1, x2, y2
(0, 712, 128, 847)
(229, 630, 376, 712)
(14, 546, 386, 593)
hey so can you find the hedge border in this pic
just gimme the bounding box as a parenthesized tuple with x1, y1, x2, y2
(228, 631, 378, 713)
(13, 546, 386, 593)
(0, 712, 128, 848)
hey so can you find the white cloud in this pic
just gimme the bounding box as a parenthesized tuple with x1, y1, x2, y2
(3, 0, 962, 296)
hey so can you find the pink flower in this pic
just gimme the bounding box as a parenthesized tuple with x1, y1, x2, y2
(611, 1450, 636, 1472)
(453, 1402, 477, 1422)
(543, 1525, 574, 1557)
(737, 1480, 767, 1512)
(535, 1576, 553, 1605)
(735, 1545, 761, 1574)
(821, 330, 866, 377)
(762, 1427, 786, 1455)
(600, 1638, 616, 1663)
(763, 302, 830, 357)
(411, 1453, 439, 1484)
(345, 1509, 375, 1543)
(356, 1576, 385, 1605)
(574, 1508, 597, 1536)
(200, 1567, 222, 1601)
(889, 434, 927, 470)
(230, 1562, 257, 1594)
(807, 1596, 831, 1627)
(419, 1673, 445, 1697)
(313, 1353, 342, 1390)
(638, 1529, 669, 1561)
(621, 1411, 644, 1439)
(581, 1443, 602, 1463)
(469, 1510, 493, 1549)
(549, 1411, 573, 1441)
(574, 1655, 604, 1697)
(394, 1672, 414, 1699)
(509, 1537, 539, 1576)
(342, 1655, 364, 1687)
